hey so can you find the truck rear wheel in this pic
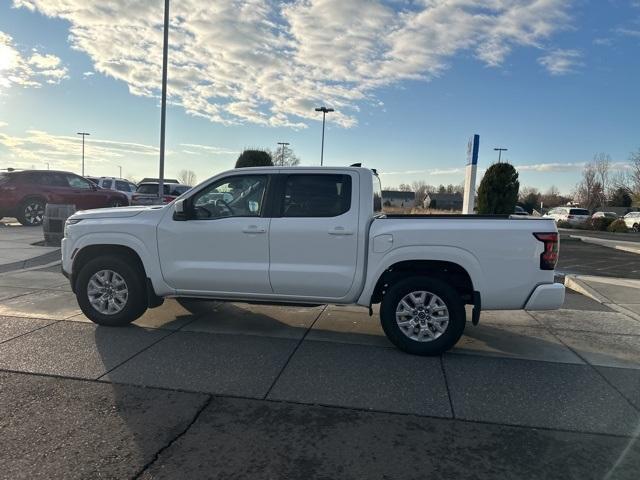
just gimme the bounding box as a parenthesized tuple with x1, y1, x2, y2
(76, 255, 148, 326)
(380, 277, 465, 356)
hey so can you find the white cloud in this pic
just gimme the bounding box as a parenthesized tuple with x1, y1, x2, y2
(538, 49, 583, 75)
(0, 121, 7, 128)
(0, 129, 158, 171)
(0, 31, 68, 91)
(83, 71, 95, 77)
(179, 143, 238, 156)
(13, 0, 572, 128)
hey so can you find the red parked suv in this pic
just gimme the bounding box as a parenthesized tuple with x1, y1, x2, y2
(0, 170, 129, 226)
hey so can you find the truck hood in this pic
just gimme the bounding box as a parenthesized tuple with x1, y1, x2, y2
(71, 205, 164, 220)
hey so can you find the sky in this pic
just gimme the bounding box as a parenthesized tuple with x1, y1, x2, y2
(0, 0, 639, 194)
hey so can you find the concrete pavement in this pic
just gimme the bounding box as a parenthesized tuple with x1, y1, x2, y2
(0, 219, 59, 273)
(0, 262, 639, 478)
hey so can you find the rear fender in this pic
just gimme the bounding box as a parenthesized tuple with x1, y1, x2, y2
(357, 245, 485, 306)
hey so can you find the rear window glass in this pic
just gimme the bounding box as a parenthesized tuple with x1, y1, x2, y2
(372, 174, 382, 213)
(102, 179, 113, 189)
(570, 209, 590, 215)
(282, 174, 352, 217)
(137, 184, 171, 195)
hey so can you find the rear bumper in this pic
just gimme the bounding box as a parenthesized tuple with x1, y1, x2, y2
(524, 283, 565, 310)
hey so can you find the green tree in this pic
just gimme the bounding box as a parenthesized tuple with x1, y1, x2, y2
(477, 163, 520, 214)
(609, 187, 632, 207)
(235, 149, 273, 168)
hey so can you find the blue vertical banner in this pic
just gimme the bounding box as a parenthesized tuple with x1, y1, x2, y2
(467, 134, 480, 165)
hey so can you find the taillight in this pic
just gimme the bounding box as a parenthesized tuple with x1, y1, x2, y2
(567, 215, 574, 219)
(163, 196, 173, 203)
(534, 232, 559, 270)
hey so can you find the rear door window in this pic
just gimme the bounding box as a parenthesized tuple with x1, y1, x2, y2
(282, 174, 351, 217)
(101, 179, 113, 189)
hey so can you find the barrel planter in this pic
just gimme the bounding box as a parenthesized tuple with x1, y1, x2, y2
(43, 204, 76, 247)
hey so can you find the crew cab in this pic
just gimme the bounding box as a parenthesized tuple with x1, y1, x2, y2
(62, 167, 564, 356)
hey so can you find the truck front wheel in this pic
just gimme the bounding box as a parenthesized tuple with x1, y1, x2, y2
(76, 256, 148, 326)
(380, 277, 465, 356)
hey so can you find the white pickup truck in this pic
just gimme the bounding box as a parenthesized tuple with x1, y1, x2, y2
(62, 166, 564, 356)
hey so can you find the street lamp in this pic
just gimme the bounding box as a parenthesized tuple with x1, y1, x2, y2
(77, 132, 90, 176)
(315, 106, 334, 166)
(494, 147, 508, 163)
(117, 165, 122, 178)
(277, 142, 289, 166)
(158, 0, 170, 201)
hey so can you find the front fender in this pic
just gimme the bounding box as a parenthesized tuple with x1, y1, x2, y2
(70, 232, 174, 296)
(356, 245, 485, 306)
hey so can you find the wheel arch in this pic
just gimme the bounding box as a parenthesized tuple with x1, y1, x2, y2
(69, 233, 174, 299)
(357, 246, 484, 307)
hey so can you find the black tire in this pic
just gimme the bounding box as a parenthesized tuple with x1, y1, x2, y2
(633, 224, 639, 233)
(76, 255, 148, 326)
(110, 198, 124, 207)
(380, 277, 466, 356)
(17, 197, 46, 226)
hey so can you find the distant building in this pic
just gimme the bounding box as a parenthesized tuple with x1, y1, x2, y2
(382, 190, 415, 208)
(424, 192, 463, 210)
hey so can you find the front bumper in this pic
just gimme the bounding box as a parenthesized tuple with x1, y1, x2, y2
(524, 283, 565, 310)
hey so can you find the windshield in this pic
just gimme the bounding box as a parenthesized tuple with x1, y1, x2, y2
(136, 184, 171, 195)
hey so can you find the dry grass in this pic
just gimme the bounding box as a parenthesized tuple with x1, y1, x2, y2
(383, 207, 462, 215)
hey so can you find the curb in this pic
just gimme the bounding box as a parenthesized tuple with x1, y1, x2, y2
(0, 249, 61, 274)
(570, 235, 640, 255)
(564, 274, 640, 322)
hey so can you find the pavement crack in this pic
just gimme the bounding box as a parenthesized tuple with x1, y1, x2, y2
(132, 394, 212, 480)
(262, 304, 327, 400)
(439, 355, 456, 418)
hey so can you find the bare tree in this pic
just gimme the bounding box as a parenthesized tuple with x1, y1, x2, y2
(398, 183, 412, 192)
(575, 163, 602, 211)
(594, 153, 611, 208)
(178, 169, 197, 185)
(631, 148, 640, 196)
(273, 145, 301, 167)
(411, 181, 432, 207)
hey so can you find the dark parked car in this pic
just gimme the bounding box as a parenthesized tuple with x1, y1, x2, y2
(0, 170, 129, 226)
(131, 182, 191, 205)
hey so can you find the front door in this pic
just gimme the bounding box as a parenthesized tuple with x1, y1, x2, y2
(269, 173, 359, 299)
(157, 174, 272, 295)
(64, 173, 104, 209)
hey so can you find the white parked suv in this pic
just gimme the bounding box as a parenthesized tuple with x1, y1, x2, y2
(94, 177, 138, 202)
(544, 207, 590, 225)
(61, 166, 564, 356)
(623, 211, 640, 231)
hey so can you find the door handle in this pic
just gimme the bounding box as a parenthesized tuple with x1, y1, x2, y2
(328, 227, 354, 236)
(242, 226, 266, 234)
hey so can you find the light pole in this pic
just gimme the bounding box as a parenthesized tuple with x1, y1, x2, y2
(158, 0, 170, 202)
(77, 132, 90, 176)
(494, 147, 507, 163)
(315, 106, 334, 166)
(46, 163, 50, 170)
(277, 142, 289, 166)
(117, 165, 122, 178)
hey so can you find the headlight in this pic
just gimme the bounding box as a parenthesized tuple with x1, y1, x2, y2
(64, 218, 82, 237)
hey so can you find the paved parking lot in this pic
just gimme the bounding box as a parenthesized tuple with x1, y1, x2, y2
(558, 237, 640, 279)
(1, 262, 639, 479)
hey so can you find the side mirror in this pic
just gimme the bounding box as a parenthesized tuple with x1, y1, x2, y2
(173, 198, 189, 221)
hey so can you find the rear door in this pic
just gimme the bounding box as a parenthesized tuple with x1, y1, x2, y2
(269, 172, 359, 299)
